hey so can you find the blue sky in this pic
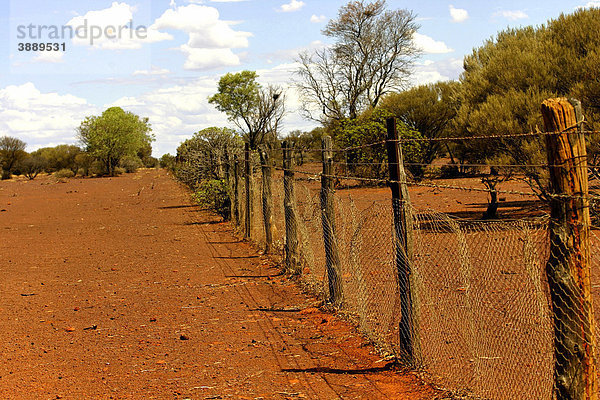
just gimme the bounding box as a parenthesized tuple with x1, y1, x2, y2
(0, 0, 598, 156)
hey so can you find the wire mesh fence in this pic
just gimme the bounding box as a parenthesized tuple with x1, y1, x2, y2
(177, 105, 600, 399)
(235, 161, 561, 399)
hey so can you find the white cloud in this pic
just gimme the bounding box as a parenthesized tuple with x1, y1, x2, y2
(413, 33, 453, 54)
(449, 5, 469, 23)
(411, 58, 463, 87)
(33, 51, 65, 64)
(105, 62, 318, 155)
(0, 83, 97, 148)
(181, 46, 241, 69)
(310, 14, 326, 23)
(576, 1, 600, 8)
(493, 10, 529, 20)
(66, 2, 172, 50)
(278, 0, 305, 13)
(133, 66, 170, 76)
(154, 4, 252, 69)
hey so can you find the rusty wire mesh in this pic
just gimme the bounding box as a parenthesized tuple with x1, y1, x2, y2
(183, 145, 600, 400)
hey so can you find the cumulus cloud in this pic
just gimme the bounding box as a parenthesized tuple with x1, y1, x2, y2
(108, 76, 229, 155)
(66, 2, 173, 50)
(576, 1, 600, 8)
(180, 46, 241, 70)
(310, 14, 326, 23)
(106, 62, 318, 155)
(413, 33, 453, 54)
(410, 58, 463, 86)
(154, 4, 252, 69)
(0, 83, 97, 149)
(278, 0, 305, 13)
(449, 5, 469, 23)
(493, 10, 529, 20)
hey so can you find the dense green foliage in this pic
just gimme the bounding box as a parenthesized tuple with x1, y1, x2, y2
(175, 127, 241, 187)
(330, 109, 423, 179)
(77, 107, 154, 176)
(20, 155, 46, 180)
(381, 81, 461, 168)
(192, 179, 231, 221)
(31, 145, 82, 173)
(286, 127, 325, 165)
(159, 153, 176, 169)
(0, 136, 27, 179)
(209, 71, 284, 149)
(452, 8, 600, 197)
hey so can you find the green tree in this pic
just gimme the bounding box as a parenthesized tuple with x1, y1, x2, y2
(296, 0, 420, 121)
(330, 108, 423, 179)
(32, 144, 81, 173)
(286, 127, 325, 165)
(0, 136, 27, 179)
(208, 71, 284, 149)
(19, 155, 47, 180)
(175, 127, 241, 187)
(454, 7, 600, 208)
(381, 81, 461, 169)
(159, 153, 175, 169)
(77, 107, 154, 176)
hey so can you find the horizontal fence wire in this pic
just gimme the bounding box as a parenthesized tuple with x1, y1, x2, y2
(177, 124, 600, 399)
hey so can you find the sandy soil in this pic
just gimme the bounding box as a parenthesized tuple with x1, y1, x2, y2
(0, 170, 442, 400)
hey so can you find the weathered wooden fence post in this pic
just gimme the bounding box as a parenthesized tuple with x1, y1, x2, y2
(282, 141, 300, 274)
(244, 143, 252, 239)
(542, 98, 598, 400)
(386, 117, 421, 367)
(320, 136, 343, 305)
(223, 147, 230, 185)
(259, 145, 273, 254)
(233, 155, 240, 226)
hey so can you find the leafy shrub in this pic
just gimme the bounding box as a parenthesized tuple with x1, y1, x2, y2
(119, 155, 143, 173)
(54, 168, 75, 179)
(159, 153, 175, 169)
(192, 179, 231, 221)
(89, 160, 106, 176)
(330, 108, 424, 180)
(20, 156, 47, 180)
(114, 167, 126, 175)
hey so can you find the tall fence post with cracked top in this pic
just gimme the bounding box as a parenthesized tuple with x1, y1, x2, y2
(542, 98, 598, 400)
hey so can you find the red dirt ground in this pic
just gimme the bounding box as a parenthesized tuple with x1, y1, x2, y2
(0, 170, 444, 400)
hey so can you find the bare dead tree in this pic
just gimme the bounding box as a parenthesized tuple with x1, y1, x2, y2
(295, 0, 420, 122)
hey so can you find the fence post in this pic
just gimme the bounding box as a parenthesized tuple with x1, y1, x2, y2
(233, 155, 240, 226)
(542, 98, 598, 400)
(259, 145, 273, 254)
(385, 117, 420, 367)
(244, 143, 252, 239)
(320, 135, 343, 305)
(282, 141, 300, 274)
(223, 147, 230, 185)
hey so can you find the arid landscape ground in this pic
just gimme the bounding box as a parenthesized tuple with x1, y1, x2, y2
(0, 169, 449, 399)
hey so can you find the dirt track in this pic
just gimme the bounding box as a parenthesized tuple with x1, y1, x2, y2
(0, 170, 438, 400)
